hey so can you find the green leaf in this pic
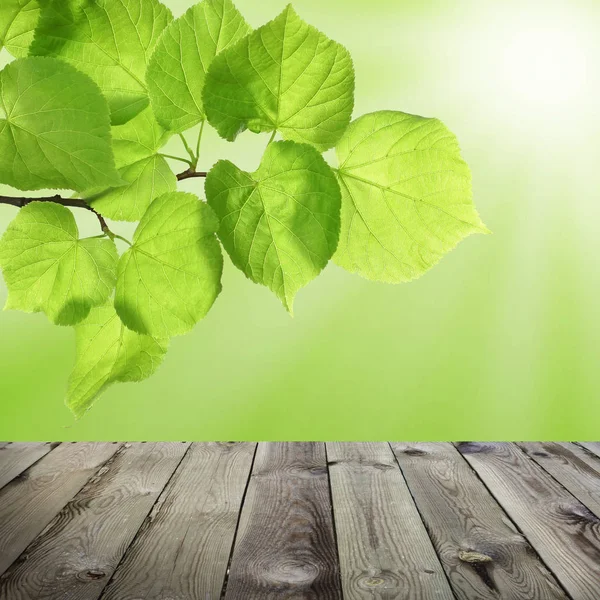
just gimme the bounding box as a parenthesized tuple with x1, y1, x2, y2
(32, 0, 173, 125)
(0, 57, 122, 192)
(115, 192, 223, 338)
(0, 0, 40, 58)
(147, 0, 251, 134)
(203, 4, 354, 151)
(333, 111, 489, 283)
(205, 140, 341, 312)
(67, 301, 168, 417)
(88, 107, 177, 221)
(0, 202, 118, 326)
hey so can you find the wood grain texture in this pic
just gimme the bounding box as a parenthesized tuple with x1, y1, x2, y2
(0, 443, 120, 577)
(458, 442, 600, 600)
(519, 442, 600, 518)
(100, 442, 256, 600)
(327, 442, 453, 600)
(578, 443, 600, 460)
(0, 443, 55, 491)
(0, 442, 189, 600)
(223, 442, 341, 600)
(391, 442, 568, 600)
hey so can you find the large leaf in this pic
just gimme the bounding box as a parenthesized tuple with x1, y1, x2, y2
(147, 0, 251, 133)
(67, 302, 168, 417)
(115, 192, 223, 338)
(205, 141, 341, 312)
(334, 111, 488, 283)
(32, 0, 173, 125)
(0, 57, 122, 192)
(0, 0, 40, 57)
(203, 5, 354, 151)
(0, 202, 118, 325)
(88, 107, 177, 221)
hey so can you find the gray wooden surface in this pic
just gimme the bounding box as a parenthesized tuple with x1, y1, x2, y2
(0, 442, 598, 599)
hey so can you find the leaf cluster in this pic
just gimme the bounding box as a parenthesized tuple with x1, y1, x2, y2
(0, 0, 487, 416)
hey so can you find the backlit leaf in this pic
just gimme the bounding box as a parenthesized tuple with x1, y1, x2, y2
(0, 202, 118, 325)
(115, 192, 223, 338)
(203, 4, 354, 151)
(67, 302, 168, 417)
(147, 0, 251, 133)
(205, 140, 341, 312)
(0, 57, 122, 192)
(32, 0, 173, 125)
(0, 0, 40, 58)
(88, 107, 177, 221)
(334, 111, 489, 283)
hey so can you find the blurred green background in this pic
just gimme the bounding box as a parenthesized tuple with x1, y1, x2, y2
(1, 0, 599, 440)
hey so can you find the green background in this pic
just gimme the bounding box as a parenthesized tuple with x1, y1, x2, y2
(1, 0, 599, 440)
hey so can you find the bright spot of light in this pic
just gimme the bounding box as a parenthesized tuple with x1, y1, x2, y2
(500, 25, 588, 108)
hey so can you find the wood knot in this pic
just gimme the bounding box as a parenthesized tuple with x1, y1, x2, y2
(456, 442, 493, 454)
(262, 560, 319, 586)
(459, 550, 493, 564)
(77, 569, 107, 581)
(557, 502, 600, 524)
(357, 570, 400, 590)
(373, 462, 396, 470)
(402, 447, 427, 456)
(309, 466, 327, 476)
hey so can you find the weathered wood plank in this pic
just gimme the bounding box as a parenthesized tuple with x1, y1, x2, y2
(327, 442, 453, 600)
(0, 442, 120, 577)
(100, 442, 256, 600)
(578, 442, 600, 460)
(519, 442, 600, 518)
(458, 442, 600, 600)
(223, 442, 341, 600)
(0, 443, 55, 491)
(0, 442, 189, 600)
(391, 442, 568, 600)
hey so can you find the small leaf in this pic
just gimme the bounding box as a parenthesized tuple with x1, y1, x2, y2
(147, 0, 251, 133)
(0, 57, 122, 192)
(115, 192, 223, 338)
(32, 0, 173, 125)
(203, 4, 354, 151)
(205, 140, 341, 312)
(0, 0, 40, 58)
(88, 107, 177, 221)
(67, 302, 168, 417)
(0, 202, 118, 325)
(334, 111, 489, 283)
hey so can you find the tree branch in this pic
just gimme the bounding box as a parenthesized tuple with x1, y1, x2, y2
(0, 194, 109, 231)
(0, 167, 208, 234)
(176, 168, 208, 181)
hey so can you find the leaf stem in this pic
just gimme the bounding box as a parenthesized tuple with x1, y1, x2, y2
(195, 121, 205, 162)
(267, 130, 277, 147)
(159, 153, 194, 167)
(178, 133, 197, 167)
(111, 233, 133, 246)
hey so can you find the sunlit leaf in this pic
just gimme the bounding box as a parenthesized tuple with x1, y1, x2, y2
(206, 141, 340, 312)
(0, 202, 118, 325)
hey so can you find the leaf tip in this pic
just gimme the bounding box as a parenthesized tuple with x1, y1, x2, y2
(282, 296, 295, 317)
(65, 396, 86, 421)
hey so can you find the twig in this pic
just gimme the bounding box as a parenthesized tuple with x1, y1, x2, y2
(0, 166, 208, 236)
(0, 194, 109, 232)
(176, 169, 208, 181)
